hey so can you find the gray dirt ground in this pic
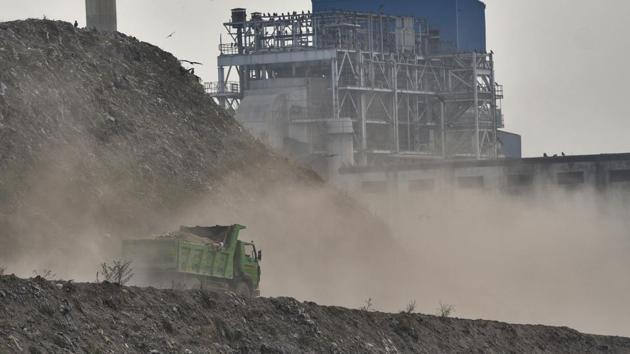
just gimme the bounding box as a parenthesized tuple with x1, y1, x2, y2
(1, 275, 629, 354)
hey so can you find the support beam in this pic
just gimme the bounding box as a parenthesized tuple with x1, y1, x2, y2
(489, 52, 498, 159)
(472, 52, 481, 160)
(217, 66, 226, 109)
(218, 49, 337, 66)
(440, 100, 446, 158)
(359, 54, 368, 166)
(392, 64, 399, 153)
(331, 57, 340, 120)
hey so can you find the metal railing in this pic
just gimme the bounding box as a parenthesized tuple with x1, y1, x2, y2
(219, 11, 430, 57)
(495, 84, 504, 99)
(204, 81, 241, 96)
(219, 43, 240, 55)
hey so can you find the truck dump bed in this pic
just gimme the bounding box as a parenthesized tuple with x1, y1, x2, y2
(123, 225, 243, 281)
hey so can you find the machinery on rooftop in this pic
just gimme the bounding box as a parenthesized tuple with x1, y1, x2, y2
(85, 0, 117, 32)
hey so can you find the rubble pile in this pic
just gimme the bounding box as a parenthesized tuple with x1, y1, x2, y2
(0, 19, 314, 261)
(0, 20, 264, 203)
(1, 276, 629, 353)
(0, 18, 395, 309)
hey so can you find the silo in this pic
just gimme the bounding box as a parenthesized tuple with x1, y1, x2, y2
(85, 0, 117, 32)
(311, 0, 485, 53)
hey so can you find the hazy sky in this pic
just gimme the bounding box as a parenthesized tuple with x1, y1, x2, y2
(2, 0, 629, 157)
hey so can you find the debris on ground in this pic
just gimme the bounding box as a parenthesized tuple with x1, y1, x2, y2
(0, 275, 629, 354)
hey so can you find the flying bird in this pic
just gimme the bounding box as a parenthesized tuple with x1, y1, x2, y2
(166, 31, 176, 39)
(180, 59, 203, 66)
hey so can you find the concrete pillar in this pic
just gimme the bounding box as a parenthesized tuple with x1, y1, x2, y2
(392, 63, 399, 153)
(217, 66, 226, 109)
(440, 100, 446, 158)
(327, 118, 354, 179)
(358, 54, 368, 166)
(331, 57, 339, 120)
(85, 0, 117, 32)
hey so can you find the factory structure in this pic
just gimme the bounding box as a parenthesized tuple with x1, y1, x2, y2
(204, 0, 630, 204)
(78, 0, 630, 209)
(208, 0, 521, 181)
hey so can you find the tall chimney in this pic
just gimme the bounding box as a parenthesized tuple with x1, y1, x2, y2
(85, 0, 117, 32)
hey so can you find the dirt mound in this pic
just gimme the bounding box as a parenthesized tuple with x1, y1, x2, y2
(0, 276, 628, 354)
(0, 19, 316, 266)
(0, 20, 266, 204)
(0, 19, 396, 309)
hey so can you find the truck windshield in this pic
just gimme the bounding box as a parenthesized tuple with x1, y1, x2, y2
(243, 244, 256, 261)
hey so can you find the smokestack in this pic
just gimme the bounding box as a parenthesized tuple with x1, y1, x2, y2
(85, 0, 117, 32)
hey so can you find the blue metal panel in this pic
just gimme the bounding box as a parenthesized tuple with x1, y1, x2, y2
(498, 131, 522, 159)
(456, 0, 486, 52)
(311, 0, 485, 53)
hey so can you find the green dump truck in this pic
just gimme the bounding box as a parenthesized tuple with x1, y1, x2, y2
(122, 225, 261, 296)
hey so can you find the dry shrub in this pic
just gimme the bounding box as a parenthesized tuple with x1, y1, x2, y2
(98, 260, 133, 286)
(360, 298, 375, 312)
(438, 303, 455, 318)
(403, 300, 416, 314)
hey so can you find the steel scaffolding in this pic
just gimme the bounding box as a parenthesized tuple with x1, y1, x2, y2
(209, 9, 503, 161)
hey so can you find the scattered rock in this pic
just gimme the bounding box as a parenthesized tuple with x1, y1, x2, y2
(1, 276, 628, 353)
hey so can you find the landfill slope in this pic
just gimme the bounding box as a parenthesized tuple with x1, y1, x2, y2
(1, 276, 629, 354)
(0, 19, 264, 204)
(0, 18, 403, 309)
(0, 19, 316, 262)
(0, 20, 397, 306)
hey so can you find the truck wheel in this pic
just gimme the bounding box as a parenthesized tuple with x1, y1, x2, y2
(234, 282, 251, 297)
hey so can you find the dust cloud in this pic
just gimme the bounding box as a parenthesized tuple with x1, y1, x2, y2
(0, 142, 175, 279)
(176, 169, 630, 338)
(2, 153, 630, 338)
(373, 187, 630, 337)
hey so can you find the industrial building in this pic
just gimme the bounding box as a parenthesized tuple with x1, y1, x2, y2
(337, 153, 630, 217)
(209, 1, 630, 200)
(209, 0, 521, 180)
(339, 153, 630, 195)
(311, 0, 487, 53)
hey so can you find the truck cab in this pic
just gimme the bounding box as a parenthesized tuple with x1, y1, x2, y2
(236, 241, 261, 296)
